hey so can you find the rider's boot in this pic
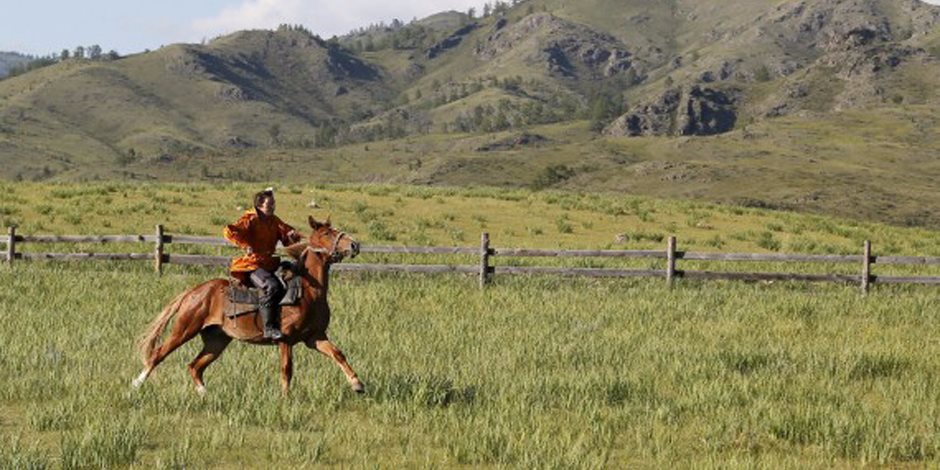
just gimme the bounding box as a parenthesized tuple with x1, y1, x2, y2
(260, 305, 284, 341)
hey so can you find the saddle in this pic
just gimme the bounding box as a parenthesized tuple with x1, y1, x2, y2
(224, 263, 303, 319)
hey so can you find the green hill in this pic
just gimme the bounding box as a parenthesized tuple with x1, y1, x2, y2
(0, 0, 938, 228)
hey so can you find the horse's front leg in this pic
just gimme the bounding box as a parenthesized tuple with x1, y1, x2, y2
(306, 337, 364, 393)
(278, 342, 293, 395)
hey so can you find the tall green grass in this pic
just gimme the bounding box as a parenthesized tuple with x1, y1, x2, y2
(1, 182, 938, 466)
(1, 260, 939, 467)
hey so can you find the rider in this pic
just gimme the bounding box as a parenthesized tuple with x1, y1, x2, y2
(224, 188, 302, 341)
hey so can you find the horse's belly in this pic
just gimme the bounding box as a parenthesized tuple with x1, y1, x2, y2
(220, 312, 264, 341)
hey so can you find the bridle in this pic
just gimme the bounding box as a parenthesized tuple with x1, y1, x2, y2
(302, 230, 350, 263)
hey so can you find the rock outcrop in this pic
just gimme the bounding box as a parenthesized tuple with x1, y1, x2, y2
(426, 23, 477, 59)
(476, 13, 640, 79)
(605, 86, 738, 137)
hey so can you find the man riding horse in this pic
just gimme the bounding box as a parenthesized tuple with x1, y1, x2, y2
(223, 188, 302, 340)
(134, 212, 363, 395)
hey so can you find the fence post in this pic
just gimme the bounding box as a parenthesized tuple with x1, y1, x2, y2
(666, 236, 677, 286)
(155, 224, 164, 275)
(6, 226, 15, 266)
(861, 240, 871, 294)
(479, 232, 491, 288)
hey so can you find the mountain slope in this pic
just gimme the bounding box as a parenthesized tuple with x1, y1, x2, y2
(0, 27, 391, 171)
(3, 0, 938, 150)
(0, 0, 938, 228)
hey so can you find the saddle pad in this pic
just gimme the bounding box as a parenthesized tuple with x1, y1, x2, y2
(224, 269, 303, 319)
(225, 297, 260, 319)
(228, 284, 260, 304)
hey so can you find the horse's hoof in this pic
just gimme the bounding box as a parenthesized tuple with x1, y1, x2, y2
(195, 385, 206, 396)
(351, 380, 365, 394)
(131, 370, 148, 389)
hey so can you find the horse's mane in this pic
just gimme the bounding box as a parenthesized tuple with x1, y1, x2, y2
(284, 240, 309, 260)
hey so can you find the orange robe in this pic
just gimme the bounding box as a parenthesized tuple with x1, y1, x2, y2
(223, 210, 296, 273)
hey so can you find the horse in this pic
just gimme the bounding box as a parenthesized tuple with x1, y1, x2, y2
(132, 216, 365, 396)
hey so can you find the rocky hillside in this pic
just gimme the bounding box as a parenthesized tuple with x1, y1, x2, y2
(603, 0, 940, 136)
(2, 0, 938, 154)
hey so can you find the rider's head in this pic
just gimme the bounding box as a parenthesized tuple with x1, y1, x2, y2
(254, 188, 275, 217)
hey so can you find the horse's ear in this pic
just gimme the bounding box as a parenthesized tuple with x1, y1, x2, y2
(325, 213, 332, 226)
(308, 215, 320, 230)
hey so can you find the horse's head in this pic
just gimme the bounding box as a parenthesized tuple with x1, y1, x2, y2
(306, 215, 359, 263)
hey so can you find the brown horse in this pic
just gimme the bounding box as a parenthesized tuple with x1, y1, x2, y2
(132, 216, 364, 395)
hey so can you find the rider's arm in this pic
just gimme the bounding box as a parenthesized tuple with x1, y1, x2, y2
(276, 218, 301, 245)
(223, 213, 255, 250)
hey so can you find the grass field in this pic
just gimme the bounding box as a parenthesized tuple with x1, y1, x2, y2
(1, 263, 939, 468)
(1, 182, 939, 467)
(2, 182, 939, 257)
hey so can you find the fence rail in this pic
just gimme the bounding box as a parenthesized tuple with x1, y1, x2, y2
(492, 248, 665, 258)
(3, 226, 940, 292)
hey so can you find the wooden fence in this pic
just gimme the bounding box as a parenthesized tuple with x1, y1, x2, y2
(3, 225, 940, 293)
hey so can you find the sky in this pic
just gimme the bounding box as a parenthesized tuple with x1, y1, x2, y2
(3, 0, 940, 57)
(0, 0, 485, 56)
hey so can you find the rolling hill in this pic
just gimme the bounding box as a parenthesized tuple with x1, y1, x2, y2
(0, 0, 938, 228)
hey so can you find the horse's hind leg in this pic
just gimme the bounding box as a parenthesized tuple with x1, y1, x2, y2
(188, 326, 232, 395)
(133, 317, 203, 389)
(308, 338, 365, 393)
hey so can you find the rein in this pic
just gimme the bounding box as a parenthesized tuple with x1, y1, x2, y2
(286, 231, 347, 287)
(300, 230, 348, 261)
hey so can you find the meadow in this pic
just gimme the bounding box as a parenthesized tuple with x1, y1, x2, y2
(2, 181, 939, 257)
(1, 182, 939, 467)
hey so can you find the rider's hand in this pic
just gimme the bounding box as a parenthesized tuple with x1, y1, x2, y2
(246, 246, 254, 255)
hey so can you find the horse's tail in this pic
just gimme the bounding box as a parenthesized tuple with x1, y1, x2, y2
(137, 290, 189, 367)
